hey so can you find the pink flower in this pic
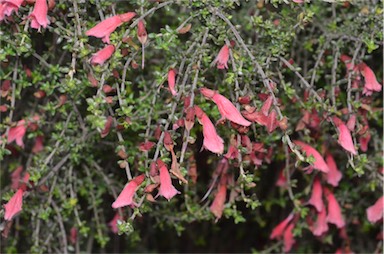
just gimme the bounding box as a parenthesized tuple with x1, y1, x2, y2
(0, 0, 23, 20)
(194, 105, 224, 154)
(283, 223, 295, 253)
(7, 120, 27, 148)
(366, 196, 383, 224)
(359, 129, 371, 152)
(184, 107, 195, 131)
(91, 45, 115, 65)
(108, 212, 123, 234)
(359, 63, 382, 95)
(167, 68, 177, 96)
(112, 174, 145, 208)
(213, 44, 229, 69)
(137, 20, 147, 45)
(276, 169, 287, 187)
(261, 96, 273, 116)
(292, 0, 304, 3)
(138, 141, 155, 152)
(270, 213, 294, 239)
(29, 0, 50, 31)
(86, 12, 136, 44)
(312, 208, 329, 236)
(308, 177, 324, 212)
(11, 166, 23, 190)
(69, 227, 77, 245)
(100, 116, 113, 138)
(333, 116, 357, 155)
(293, 140, 329, 173)
(210, 181, 227, 220)
(32, 135, 44, 154)
(200, 87, 251, 127)
(346, 115, 356, 132)
(158, 163, 179, 201)
(4, 189, 24, 220)
(326, 190, 345, 228)
(325, 154, 342, 187)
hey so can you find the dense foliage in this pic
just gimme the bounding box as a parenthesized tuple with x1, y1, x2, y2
(0, 0, 382, 253)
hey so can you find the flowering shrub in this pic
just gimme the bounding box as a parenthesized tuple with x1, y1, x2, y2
(0, 0, 382, 253)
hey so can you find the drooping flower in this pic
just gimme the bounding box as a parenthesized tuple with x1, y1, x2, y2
(108, 212, 123, 234)
(7, 120, 27, 148)
(167, 68, 177, 96)
(200, 88, 251, 127)
(111, 174, 145, 208)
(359, 63, 382, 96)
(276, 169, 287, 187)
(213, 44, 229, 69)
(325, 189, 345, 228)
(270, 213, 294, 239)
(29, 0, 50, 31)
(283, 223, 296, 253)
(293, 140, 329, 173)
(4, 189, 24, 220)
(261, 96, 273, 116)
(69, 227, 77, 245)
(91, 45, 115, 65)
(32, 135, 44, 154)
(346, 114, 356, 132)
(210, 180, 227, 220)
(158, 163, 179, 201)
(138, 141, 155, 152)
(184, 107, 195, 131)
(137, 20, 147, 45)
(308, 177, 324, 212)
(332, 116, 357, 155)
(366, 196, 383, 224)
(325, 154, 342, 187)
(194, 105, 224, 154)
(312, 208, 329, 236)
(0, 0, 23, 20)
(11, 166, 23, 190)
(100, 116, 113, 138)
(86, 12, 136, 44)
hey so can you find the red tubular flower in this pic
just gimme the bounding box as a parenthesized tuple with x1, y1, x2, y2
(312, 208, 329, 236)
(359, 63, 382, 95)
(293, 140, 329, 173)
(137, 20, 147, 45)
(167, 68, 177, 96)
(308, 177, 324, 213)
(184, 107, 195, 131)
(0, 0, 23, 20)
(276, 169, 287, 187)
(138, 141, 155, 152)
(200, 88, 251, 127)
(366, 196, 383, 224)
(11, 166, 23, 190)
(4, 189, 24, 220)
(108, 212, 122, 234)
(32, 135, 44, 154)
(69, 227, 77, 245)
(213, 44, 229, 69)
(325, 189, 345, 228)
(7, 120, 27, 148)
(29, 0, 50, 31)
(332, 116, 357, 155)
(346, 114, 356, 132)
(86, 12, 136, 44)
(283, 223, 295, 253)
(158, 163, 180, 201)
(325, 154, 342, 187)
(210, 180, 227, 220)
(194, 105, 224, 154)
(91, 45, 115, 65)
(111, 174, 145, 209)
(100, 116, 113, 138)
(270, 213, 294, 239)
